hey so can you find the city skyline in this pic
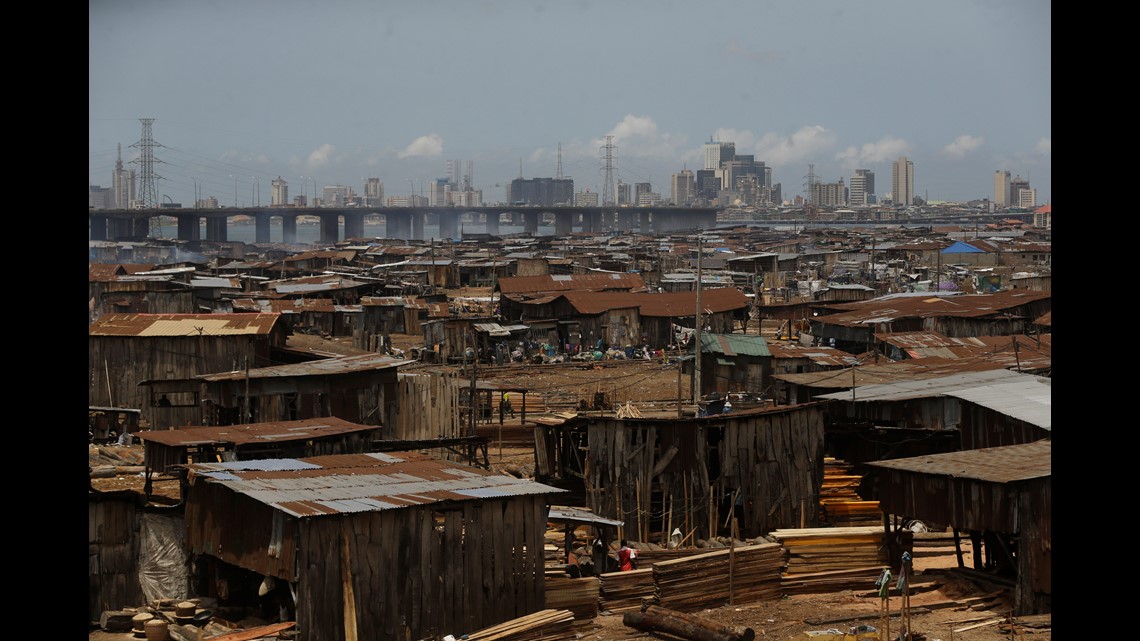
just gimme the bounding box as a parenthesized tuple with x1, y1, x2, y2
(90, 1, 1050, 208)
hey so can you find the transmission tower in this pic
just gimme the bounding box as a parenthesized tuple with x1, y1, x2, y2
(130, 118, 164, 209)
(556, 142, 564, 179)
(600, 135, 616, 206)
(803, 164, 817, 204)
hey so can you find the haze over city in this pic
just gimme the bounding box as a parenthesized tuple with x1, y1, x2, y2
(89, 0, 1051, 209)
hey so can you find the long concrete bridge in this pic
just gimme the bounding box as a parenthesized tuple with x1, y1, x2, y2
(89, 205, 721, 244)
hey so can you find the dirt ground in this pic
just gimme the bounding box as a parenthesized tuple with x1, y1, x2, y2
(91, 333, 1049, 641)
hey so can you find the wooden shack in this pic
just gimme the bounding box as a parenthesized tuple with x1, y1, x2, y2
(865, 440, 1050, 615)
(534, 403, 828, 543)
(182, 451, 566, 641)
(89, 313, 288, 430)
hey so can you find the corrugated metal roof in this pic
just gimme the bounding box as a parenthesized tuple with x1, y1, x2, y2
(135, 417, 380, 447)
(816, 370, 1050, 429)
(699, 333, 771, 357)
(560, 287, 748, 316)
(765, 343, 854, 366)
(813, 290, 1050, 327)
(187, 451, 566, 518)
(198, 352, 408, 381)
(548, 506, 624, 527)
(866, 439, 1050, 484)
(89, 313, 280, 337)
(497, 272, 646, 295)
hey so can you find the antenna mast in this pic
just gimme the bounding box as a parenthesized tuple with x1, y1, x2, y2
(601, 135, 616, 207)
(556, 142, 564, 179)
(130, 118, 163, 209)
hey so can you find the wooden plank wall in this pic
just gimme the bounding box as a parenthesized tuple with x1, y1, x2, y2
(89, 496, 143, 622)
(389, 370, 461, 441)
(184, 481, 297, 581)
(1016, 477, 1050, 615)
(583, 406, 826, 544)
(296, 495, 548, 641)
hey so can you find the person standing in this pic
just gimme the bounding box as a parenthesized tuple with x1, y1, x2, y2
(617, 540, 638, 571)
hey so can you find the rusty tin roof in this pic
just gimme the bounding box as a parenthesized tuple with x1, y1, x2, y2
(89, 313, 281, 337)
(186, 451, 566, 518)
(135, 416, 379, 447)
(198, 353, 408, 381)
(866, 439, 1050, 484)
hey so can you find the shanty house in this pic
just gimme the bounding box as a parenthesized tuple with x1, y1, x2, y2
(182, 451, 565, 641)
(866, 440, 1050, 615)
(89, 313, 288, 430)
(693, 333, 771, 397)
(534, 403, 829, 542)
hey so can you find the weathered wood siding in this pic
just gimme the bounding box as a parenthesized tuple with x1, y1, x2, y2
(388, 370, 462, 441)
(583, 406, 826, 542)
(294, 495, 548, 641)
(1017, 477, 1050, 614)
(89, 494, 143, 622)
(184, 480, 299, 582)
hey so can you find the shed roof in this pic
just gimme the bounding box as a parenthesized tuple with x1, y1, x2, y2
(812, 290, 1050, 327)
(186, 451, 566, 518)
(496, 272, 646, 295)
(816, 369, 1050, 429)
(89, 313, 280, 337)
(135, 416, 378, 447)
(198, 353, 407, 381)
(700, 332, 771, 357)
(560, 287, 748, 316)
(866, 439, 1050, 484)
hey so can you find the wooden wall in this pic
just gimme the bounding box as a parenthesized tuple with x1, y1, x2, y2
(89, 494, 144, 622)
(388, 370, 462, 441)
(581, 406, 826, 544)
(294, 495, 549, 641)
(184, 480, 299, 582)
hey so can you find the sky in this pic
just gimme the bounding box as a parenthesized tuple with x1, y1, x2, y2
(90, 0, 1051, 209)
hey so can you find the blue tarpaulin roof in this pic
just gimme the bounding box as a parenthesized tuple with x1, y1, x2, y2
(941, 241, 986, 253)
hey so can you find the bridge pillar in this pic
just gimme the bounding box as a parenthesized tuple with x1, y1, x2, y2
(176, 214, 200, 241)
(438, 210, 459, 240)
(554, 211, 573, 235)
(282, 214, 298, 244)
(485, 211, 499, 236)
(90, 214, 108, 241)
(344, 212, 365, 241)
(523, 211, 540, 235)
(412, 210, 425, 241)
(133, 217, 151, 238)
(319, 213, 339, 244)
(640, 209, 653, 234)
(385, 211, 410, 240)
(617, 209, 635, 231)
(255, 213, 272, 244)
(206, 217, 228, 242)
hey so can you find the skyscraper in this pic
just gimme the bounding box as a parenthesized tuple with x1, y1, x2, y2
(891, 156, 914, 206)
(994, 170, 1011, 208)
(849, 169, 875, 207)
(703, 139, 735, 171)
(363, 178, 383, 207)
(1010, 175, 1030, 209)
(271, 177, 289, 206)
(112, 144, 135, 209)
(671, 169, 695, 205)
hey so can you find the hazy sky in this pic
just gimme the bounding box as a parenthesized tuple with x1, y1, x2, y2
(90, 0, 1050, 208)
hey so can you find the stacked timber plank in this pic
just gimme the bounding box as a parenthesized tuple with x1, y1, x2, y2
(544, 576, 600, 620)
(770, 526, 889, 595)
(634, 547, 712, 565)
(598, 568, 656, 614)
(463, 608, 596, 641)
(652, 542, 785, 611)
(819, 458, 882, 527)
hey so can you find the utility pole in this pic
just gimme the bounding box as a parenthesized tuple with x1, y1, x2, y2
(693, 237, 703, 405)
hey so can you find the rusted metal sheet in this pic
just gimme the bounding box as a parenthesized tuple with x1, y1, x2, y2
(867, 439, 1049, 485)
(89, 313, 281, 336)
(136, 417, 379, 447)
(198, 352, 407, 381)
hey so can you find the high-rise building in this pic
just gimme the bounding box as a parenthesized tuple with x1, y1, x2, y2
(703, 139, 735, 171)
(574, 190, 599, 206)
(363, 178, 383, 207)
(994, 170, 1012, 208)
(508, 177, 574, 206)
(1010, 175, 1030, 208)
(634, 182, 652, 205)
(810, 178, 847, 207)
(322, 185, 349, 207)
(671, 169, 695, 205)
(616, 180, 631, 206)
(891, 156, 914, 206)
(1018, 187, 1037, 208)
(111, 144, 135, 209)
(849, 169, 875, 207)
(271, 176, 289, 206)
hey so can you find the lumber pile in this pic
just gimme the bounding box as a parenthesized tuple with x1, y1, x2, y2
(598, 568, 656, 613)
(770, 526, 889, 594)
(652, 542, 785, 611)
(634, 547, 711, 565)
(819, 458, 882, 527)
(544, 576, 600, 620)
(462, 608, 596, 641)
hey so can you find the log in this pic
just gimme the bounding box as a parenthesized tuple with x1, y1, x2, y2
(642, 605, 755, 641)
(622, 611, 744, 641)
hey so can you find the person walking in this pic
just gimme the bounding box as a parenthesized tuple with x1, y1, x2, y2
(617, 540, 638, 571)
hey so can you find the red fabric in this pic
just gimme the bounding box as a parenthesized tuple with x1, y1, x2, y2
(617, 546, 636, 571)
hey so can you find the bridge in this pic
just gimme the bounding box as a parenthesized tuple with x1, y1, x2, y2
(89, 205, 721, 244)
